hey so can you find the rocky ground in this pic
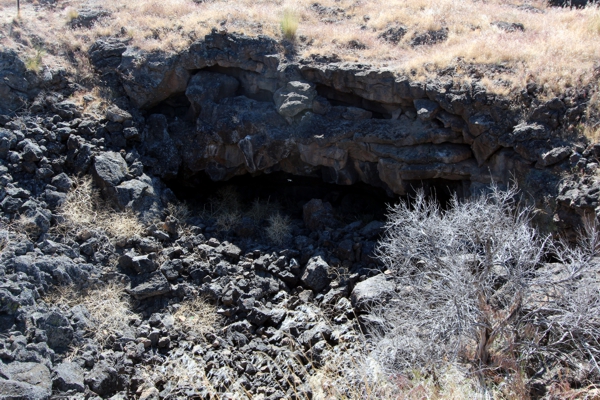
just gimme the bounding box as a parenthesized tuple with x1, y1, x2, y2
(0, 95, 399, 399)
(1, 14, 600, 400)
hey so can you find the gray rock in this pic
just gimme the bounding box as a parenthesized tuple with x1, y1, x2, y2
(70, 8, 111, 28)
(0, 289, 21, 315)
(0, 361, 52, 400)
(351, 274, 395, 312)
(414, 99, 440, 121)
(92, 151, 127, 188)
(21, 140, 43, 163)
(140, 114, 181, 179)
(220, 242, 242, 261)
(52, 362, 84, 392)
(342, 107, 372, 120)
(88, 38, 128, 69)
(378, 25, 407, 44)
(37, 311, 74, 351)
(132, 254, 158, 274)
(301, 256, 331, 292)
(312, 96, 331, 115)
(105, 106, 132, 123)
(303, 199, 337, 232)
(536, 147, 571, 168)
(411, 28, 448, 46)
(19, 210, 51, 238)
(50, 173, 73, 193)
(0, 128, 17, 158)
(0, 379, 50, 400)
(84, 360, 119, 396)
(274, 81, 317, 118)
(129, 271, 170, 299)
(0, 49, 33, 114)
(360, 220, 384, 239)
(119, 49, 189, 108)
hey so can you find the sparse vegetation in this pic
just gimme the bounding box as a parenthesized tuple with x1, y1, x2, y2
(46, 283, 135, 345)
(0, 0, 599, 96)
(65, 8, 79, 24)
(372, 184, 600, 395)
(280, 8, 299, 41)
(173, 296, 220, 339)
(56, 176, 144, 240)
(266, 212, 292, 245)
(24, 46, 44, 72)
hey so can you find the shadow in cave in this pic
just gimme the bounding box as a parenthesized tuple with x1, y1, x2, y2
(165, 170, 468, 222)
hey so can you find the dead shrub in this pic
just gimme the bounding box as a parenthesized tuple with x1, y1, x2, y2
(373, 184, 600, 392)
(266, 212, 292, 245)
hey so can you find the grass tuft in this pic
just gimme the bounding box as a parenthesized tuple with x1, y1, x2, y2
(66, 8, 79, 23)
(281, 8, 299, 41)
(173, 296, 220, 339)
(46, 283, 135, 345)
(56, 176, 144, 240)
(24, 46, 44, 72)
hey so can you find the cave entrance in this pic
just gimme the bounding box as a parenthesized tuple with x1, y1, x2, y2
(165, 171, 467, 223)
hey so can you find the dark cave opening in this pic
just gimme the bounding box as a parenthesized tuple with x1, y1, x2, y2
(164, 170, 468, 223)
(147, 93, 191, 119)
(315, 84, 399, 119)
(202, 65, 276, 102)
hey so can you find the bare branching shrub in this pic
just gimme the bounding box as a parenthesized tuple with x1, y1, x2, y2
(373, 184, 600, 389)
(173, 297, 220, 339)
(266, 212, 291, 245)
(56, 177, 144, 240)
(202, 186, 242, 232)
(167, 201, 191, 223)
(46, 283, 135, 345)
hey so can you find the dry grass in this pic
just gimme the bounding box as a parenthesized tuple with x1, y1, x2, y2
(56, 176, 144, 240)
(0, 222, 11, 255)
(46, 282, 135, 345)
(0, 0, 598, 96)
(173, 296, 220, 339)
(24, 46, 44, 72)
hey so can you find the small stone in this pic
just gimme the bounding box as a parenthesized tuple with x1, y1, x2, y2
(157, 337, 170, 348)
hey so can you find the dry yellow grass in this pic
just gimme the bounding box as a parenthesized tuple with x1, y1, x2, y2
(46, 282, 135, 345)
(173, 296, 220, 339)
(56, 176, 144, 240)
(0, 0, 599, 96)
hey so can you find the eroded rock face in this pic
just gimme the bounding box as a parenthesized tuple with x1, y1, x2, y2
(114, 31, 581, 200)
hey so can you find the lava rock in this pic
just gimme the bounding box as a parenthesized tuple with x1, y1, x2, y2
(351, 274, 396, 312)
(0, 362, 52, 400)
(274, 81, 317, 118)
(186, 71, 239, 116)
(303, 199, 337, 232)
(301, 256, 331, 293)
(129, 271, 171, 300)
(84, 360, 119, 396)
(105, 106, 132, 123)
(52, 362, 85, 393)
(88, 38, 128, 69)
(92, 151, 128, 188)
